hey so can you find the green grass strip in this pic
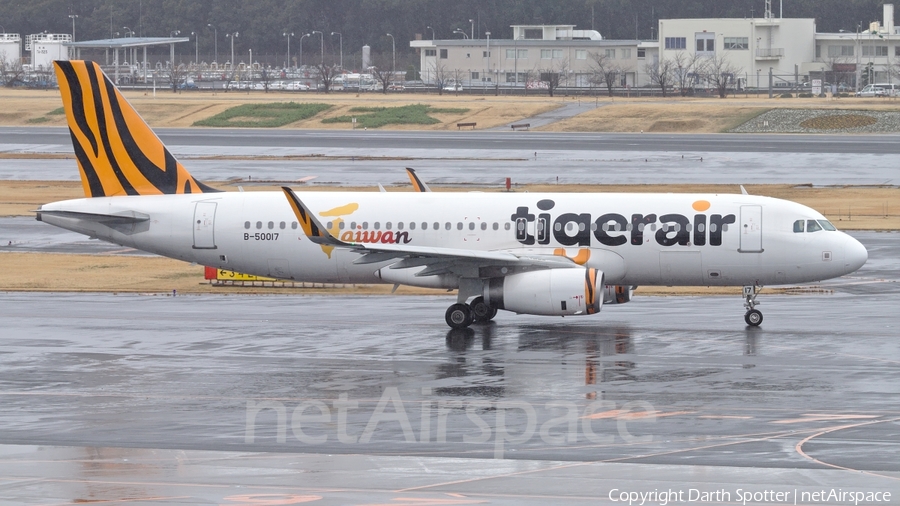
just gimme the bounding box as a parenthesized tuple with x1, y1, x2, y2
(323, 104, 470, 128)
(193, 102, 332, 127)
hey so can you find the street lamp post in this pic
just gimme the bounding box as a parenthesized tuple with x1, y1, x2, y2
(312, 30, 324, 65)
(386, 33, 395, 75)
(68, 14, 78, 42)
(284, 32, 293, 68)
(331, 32, 342, 69)
(191, 31, 198, 65)
(514, 35, 523, 88)
(207, 24, 218, 64)
(485, 31, 491, 91)
(469, 19, 474, 40)
(453, 29, 468, 39)
(426, 25, 435, 40)
(226, 32, 238, 72)
(299, 33, 310, 67)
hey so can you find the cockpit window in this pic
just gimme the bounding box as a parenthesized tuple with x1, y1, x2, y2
(818, 220, 836, 231)
(793, 220, 804, 233)
(807, 220, 823, 232)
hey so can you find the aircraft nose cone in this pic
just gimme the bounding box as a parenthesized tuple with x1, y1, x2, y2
(844, 235, 868, 273)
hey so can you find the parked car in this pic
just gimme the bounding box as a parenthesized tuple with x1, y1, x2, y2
(387, 83, 405, 92)
(856, 84, 887, 97)
(443, 83, 463, 92)
(284, 81, 310, 91)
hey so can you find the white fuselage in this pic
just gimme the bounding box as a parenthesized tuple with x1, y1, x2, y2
(38, 191, 868, 287)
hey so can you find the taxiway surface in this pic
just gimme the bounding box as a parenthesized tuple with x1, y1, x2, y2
(1, 128, 898, 186)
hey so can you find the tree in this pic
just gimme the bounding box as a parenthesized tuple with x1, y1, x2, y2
(370, 53, 396, 94)
(671, 52, 707, 96)
(450, 68, 465, 96)
(428, 59, 449, 95)
(166, 63, 189, 93)
(588, 51, 625, 97)
(705, 53, 743, 98)
(0, 56, 24, 87)
(259, 65, 272, 93)
(645, 57, 675, 97)
(538, 58, 569, 97)
(315, 63, 340, 93)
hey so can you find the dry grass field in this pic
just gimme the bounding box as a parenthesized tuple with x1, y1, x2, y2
(6, 87, 900, 132)
(0, 87, 559, 130)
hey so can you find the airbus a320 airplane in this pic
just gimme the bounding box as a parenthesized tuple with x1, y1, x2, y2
(38, 61, 868, 329)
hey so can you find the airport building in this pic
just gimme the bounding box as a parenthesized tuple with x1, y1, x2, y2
(0, 33, 22, 64)
(411, 4, 900, 92)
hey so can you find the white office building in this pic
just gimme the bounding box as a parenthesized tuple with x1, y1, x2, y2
(410, 4, 900, 92)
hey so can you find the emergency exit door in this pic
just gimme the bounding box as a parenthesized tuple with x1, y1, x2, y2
(739, 205, 762, 253)
(193, 202, 217, 249)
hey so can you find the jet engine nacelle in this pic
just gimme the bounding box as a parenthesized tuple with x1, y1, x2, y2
(603, 285, 635, 305)
(484, 268, 603, 316)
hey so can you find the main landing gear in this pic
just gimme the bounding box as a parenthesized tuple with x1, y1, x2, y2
(743, 285, 763, 326)
(445, 296, 498, 329)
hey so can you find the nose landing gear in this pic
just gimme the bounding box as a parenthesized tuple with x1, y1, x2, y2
(743, 285, 763, 326)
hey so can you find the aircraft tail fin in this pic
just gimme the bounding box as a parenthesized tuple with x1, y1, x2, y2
(53, 60, 219, 198)
(405, 167, 431, 192)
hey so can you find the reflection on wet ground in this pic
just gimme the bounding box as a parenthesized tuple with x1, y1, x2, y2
(0, 288, 897, 472)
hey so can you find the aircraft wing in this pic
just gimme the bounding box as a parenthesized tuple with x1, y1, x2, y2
(282, 187, 576, 274)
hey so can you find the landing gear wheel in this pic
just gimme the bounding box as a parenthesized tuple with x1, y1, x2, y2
(744, 309, 763, 326)
(469, 296, 495, 322)
(445, 303, 474, 329)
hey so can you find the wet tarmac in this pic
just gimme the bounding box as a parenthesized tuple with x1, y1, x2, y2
(1, 128, 898, 186)
(1, 232, 899, 502)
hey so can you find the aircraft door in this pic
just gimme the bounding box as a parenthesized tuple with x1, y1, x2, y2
(193, 201, 217, 249)
(739, 205, 763, 253)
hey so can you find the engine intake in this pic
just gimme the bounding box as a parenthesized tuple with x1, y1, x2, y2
(485, 268, 603, 316)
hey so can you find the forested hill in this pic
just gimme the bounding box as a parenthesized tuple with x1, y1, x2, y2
(0, 0, 887, 61)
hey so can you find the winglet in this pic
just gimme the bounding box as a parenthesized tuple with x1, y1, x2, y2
(740, 185, 749, 195)
(281, 187, 345, 246)
(405, 167, 431, 192)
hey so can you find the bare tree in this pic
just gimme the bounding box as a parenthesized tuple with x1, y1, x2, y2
(705, 53, 743, 98)
(537, 58, 568, 97)
(166, 63, 189, 93)
(0, 55, 24, 87)
(588, 52, 625, 97)
(671, 52, 707, 96)
(450, 68, 465, 95)
(645, 57, 675, 97)
(315, 63, 340, 93)
(370, 53, 396, 94)
(428, 59, 449, 95)
(521, 67, 539, 96)
(259, 65, 272, 92)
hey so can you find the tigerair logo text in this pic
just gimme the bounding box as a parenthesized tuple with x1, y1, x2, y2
(512, 199, 736, 247)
